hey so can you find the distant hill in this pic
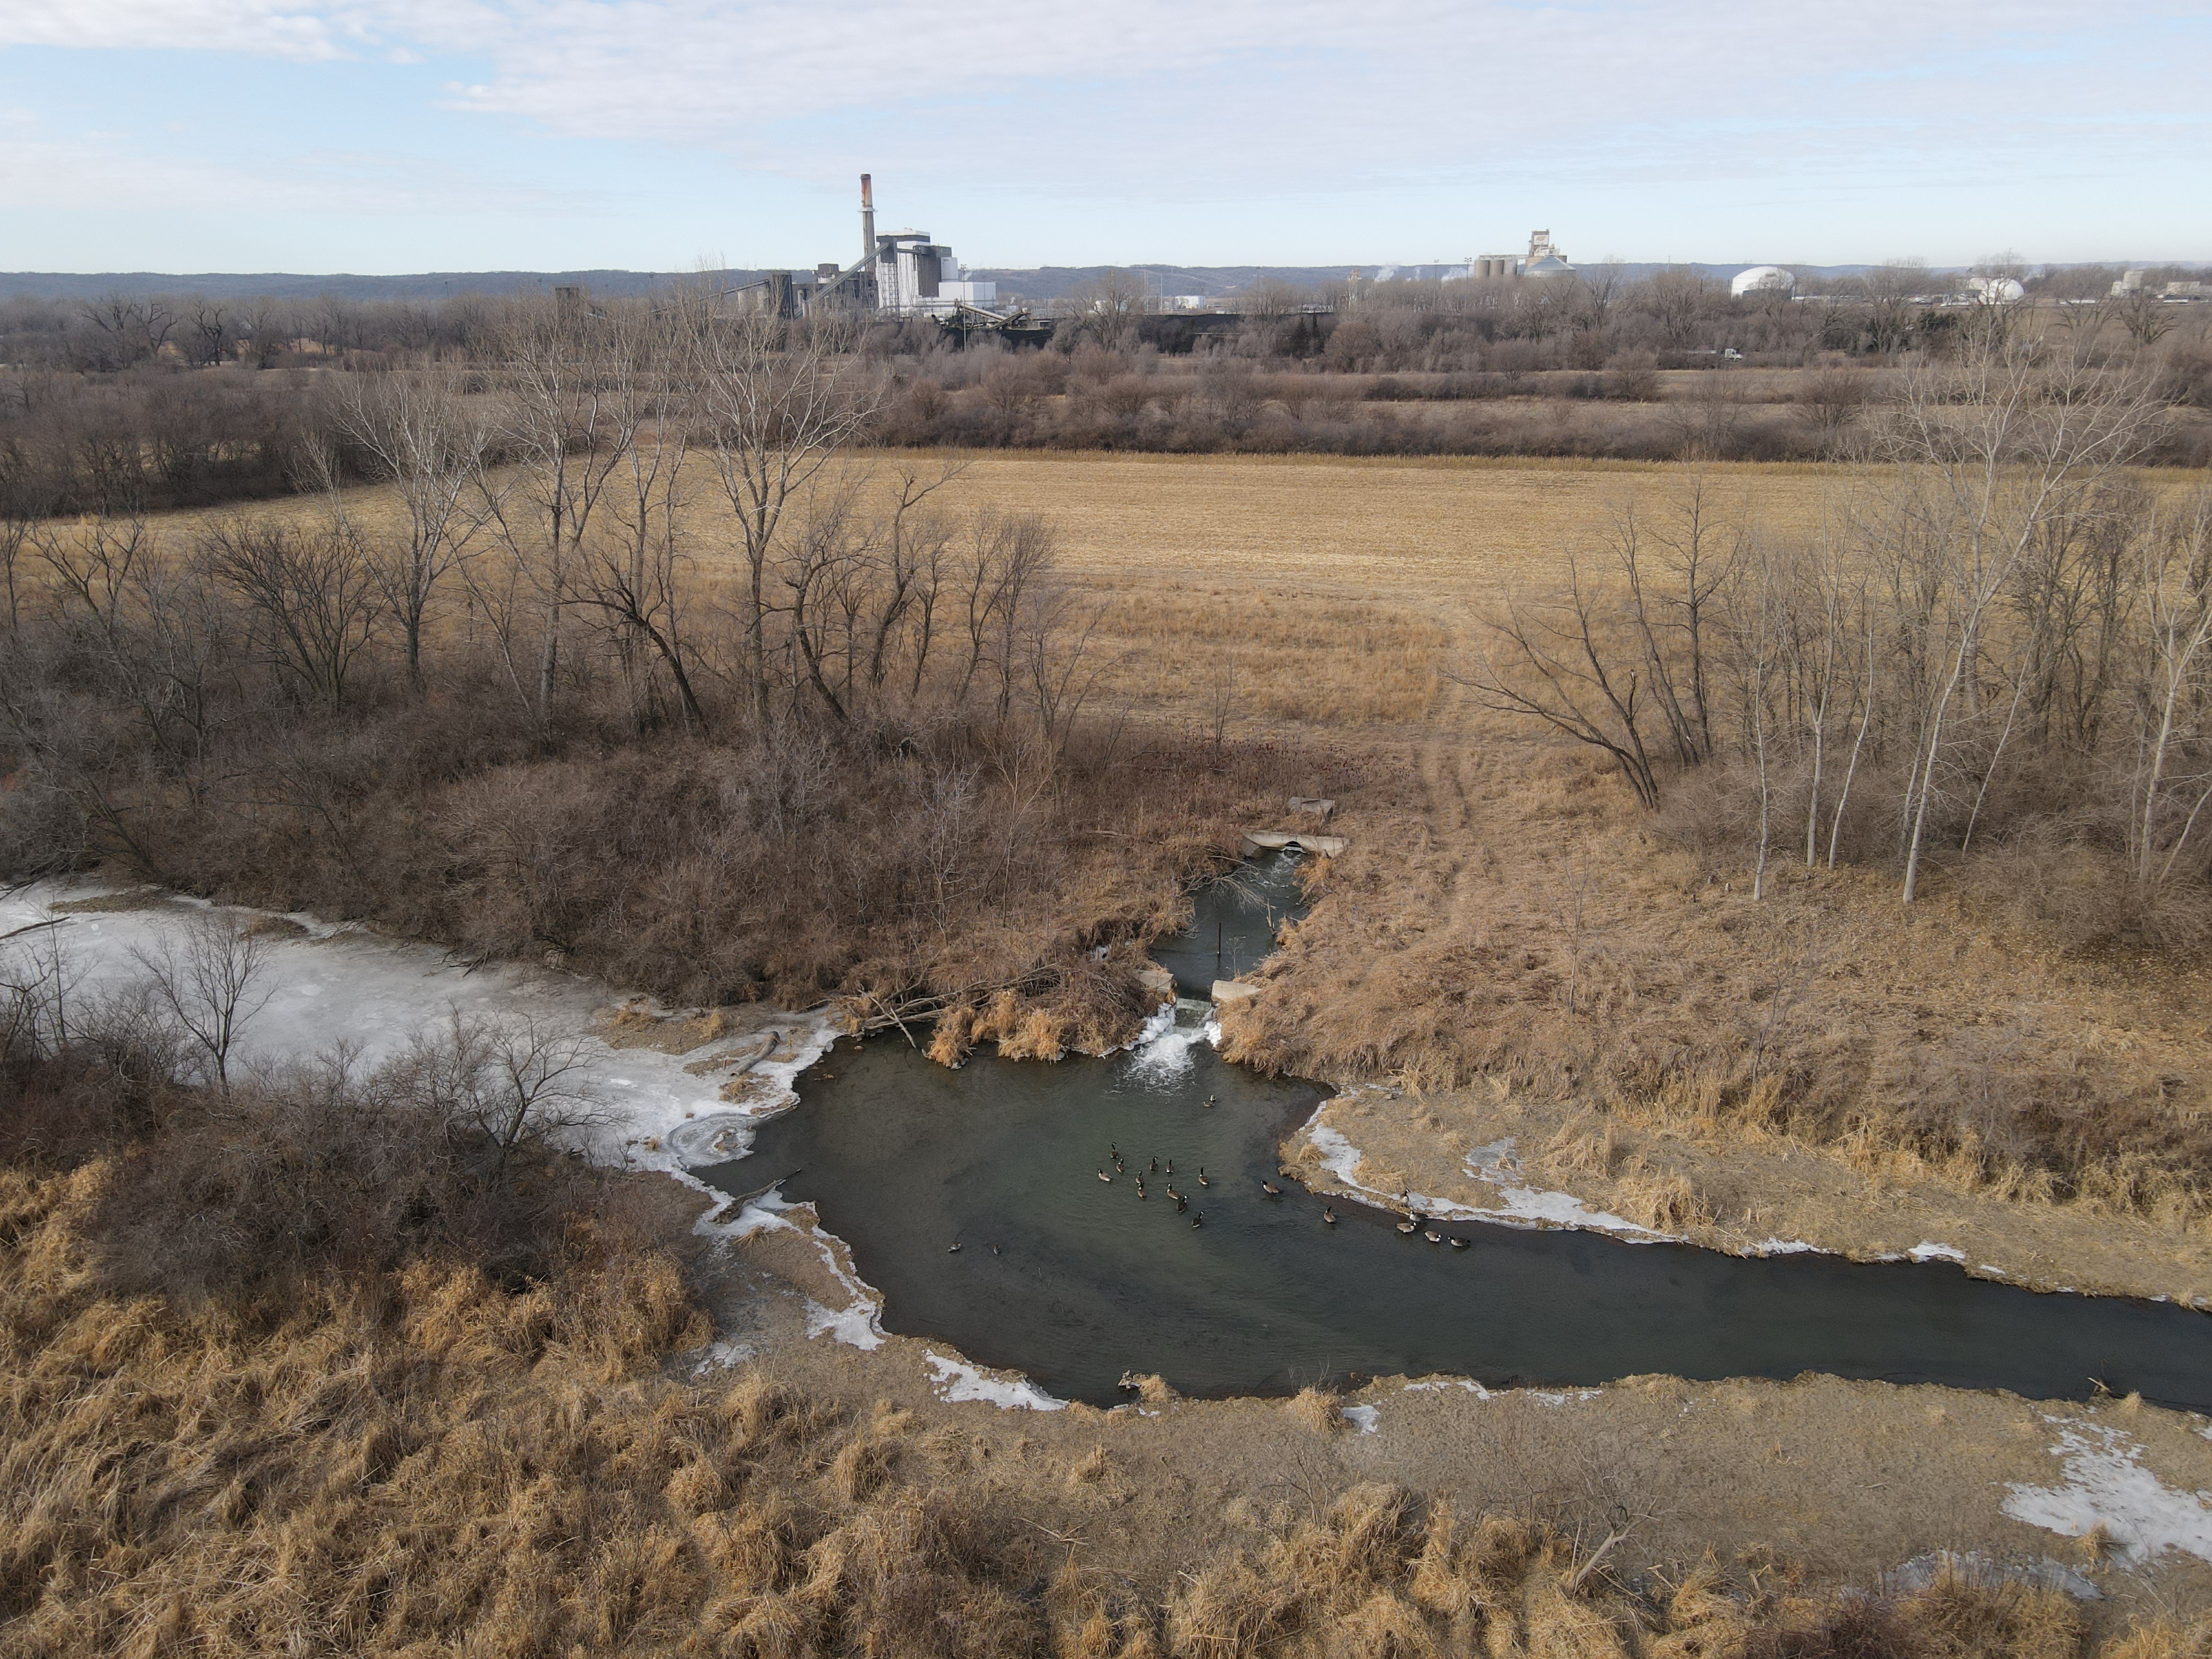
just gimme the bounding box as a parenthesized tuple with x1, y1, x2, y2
(2, 261, 2187, 307)
(0, 270, 757, 303)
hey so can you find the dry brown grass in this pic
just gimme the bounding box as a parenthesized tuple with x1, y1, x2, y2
(812, 451, 2212, 1233)
(1, 1146, 2193, 1658)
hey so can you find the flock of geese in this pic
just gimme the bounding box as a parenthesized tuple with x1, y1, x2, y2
(1094, 1143, 1212, 1225)
(1082, 1145, 1477, 1249)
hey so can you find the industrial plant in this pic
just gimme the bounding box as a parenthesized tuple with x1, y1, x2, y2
(731, 174, 1019, 331)
(1374, 228, 1576, 285)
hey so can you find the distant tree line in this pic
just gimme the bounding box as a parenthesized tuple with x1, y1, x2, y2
(1, 263, 2206, 520)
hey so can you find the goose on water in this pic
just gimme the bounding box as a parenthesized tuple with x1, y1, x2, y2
(1322, 1207, 1338, 1225)
(1450, 1237, 1470, 1250)
(1191, 1212, 1204, 1228)
(947, 1242, 963, 1253)
(1097, 1171, 1113, 1183)
(1396, 1220, 1417, 1235)
(1260, 1181, 1282, 1197)
(1424, 1231, 1443, 1244)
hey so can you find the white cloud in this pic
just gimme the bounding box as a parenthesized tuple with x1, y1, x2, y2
(0, 113, 573, 217)
(4, 0, 2206, 250)
(0, 0, 349, 58)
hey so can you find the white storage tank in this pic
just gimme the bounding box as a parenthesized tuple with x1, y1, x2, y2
(1730, 265, 1796, 299)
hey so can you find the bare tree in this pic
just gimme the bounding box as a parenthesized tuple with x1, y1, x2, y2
(697, 306, 882, 723)
(1465, 554, 1663, 810)
(2112, 285, 2177, 348)
(476, 295, 633, 723)
(1060, 269, 1151, 348)
(1859, 259, 1931, 356)
(1640, 269, 1709, 349)
(1610, 479, 1741, 766)
(325, 365, 491, 688)
(0, 511, 28, 635)
(576, 297, 711, 729)
(182, 296, 231, 368)
(2127, 489, 2212, 901)
(404, 1006, 598, 1173)
(199, 518, 380, 710)
(1727, 536, 1786, 899)
(132, 910, 272, 1098)
(1874, 327, 2163, 901)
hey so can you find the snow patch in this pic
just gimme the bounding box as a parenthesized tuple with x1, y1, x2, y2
(1752, 1238, 1824, 1256)
(925, 1352, 1066, 1412)
(0, 881, 836, 1181)
(726, 1191, 885, 1351)
(1402, 1378, 1494, 1399)
(689, 1339, 758, 1377)
(1342, 1404, 1380, 1434)
(2003, 1423, 2212, 1564)
(1907, 1242, 1966, 1264)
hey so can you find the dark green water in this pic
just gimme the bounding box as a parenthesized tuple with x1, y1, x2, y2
(1146, 849, 1308, 994)
(700, 858, 2212, 1410)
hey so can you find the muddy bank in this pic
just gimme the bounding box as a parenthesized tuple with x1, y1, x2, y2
(711, 1202, 2212, 1621)
(1286, 1082, 2212, 1310)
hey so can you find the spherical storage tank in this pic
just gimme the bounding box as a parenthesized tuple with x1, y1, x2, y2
(1730, 265, 1796, 299)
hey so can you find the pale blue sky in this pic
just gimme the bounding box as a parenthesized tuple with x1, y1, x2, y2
(2, 1, 2206, 273)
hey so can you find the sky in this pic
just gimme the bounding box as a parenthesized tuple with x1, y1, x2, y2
(1, 1, 2207, 274)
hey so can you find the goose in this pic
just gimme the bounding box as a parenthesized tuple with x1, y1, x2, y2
(1175, 1194, 1188, 1213)
(1202, 1094, 1217, 1108)
(1191, 1212, 1204, 1228)
(948, 1241, 963, 1253)
(1136, 1178, 1147, 1200)
(1450, 1237, 1470, 1250)
(1396, 1219, 1417, 1235)
(1165, 1160, 1174, 1175)
(1322, 1207, 1338, 1225)
(992, 1244, 1003, 1255)
(1114, 1158, 1125, 1173)
(1424, 1230, 1443, 1244)
(1260, 1181, 1282, 1197)
(1197, 1169, 1211, 1188)
(1165, 1186, 1181, 1202)
(1150, 1157, 1159, 1173)
(1097, 1171, 1113, 1183)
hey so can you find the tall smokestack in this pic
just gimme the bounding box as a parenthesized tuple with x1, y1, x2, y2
(859, 174, 875, 275)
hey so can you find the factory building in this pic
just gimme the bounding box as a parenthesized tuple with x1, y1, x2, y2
(1521, 230, 1573, 277)
(870, 228, 997, 317)
(729, 175, 1004, 322)
(1375, 234, 1573, 286)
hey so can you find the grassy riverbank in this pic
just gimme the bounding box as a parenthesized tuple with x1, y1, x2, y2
(8, 1110, 2212, 1658)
